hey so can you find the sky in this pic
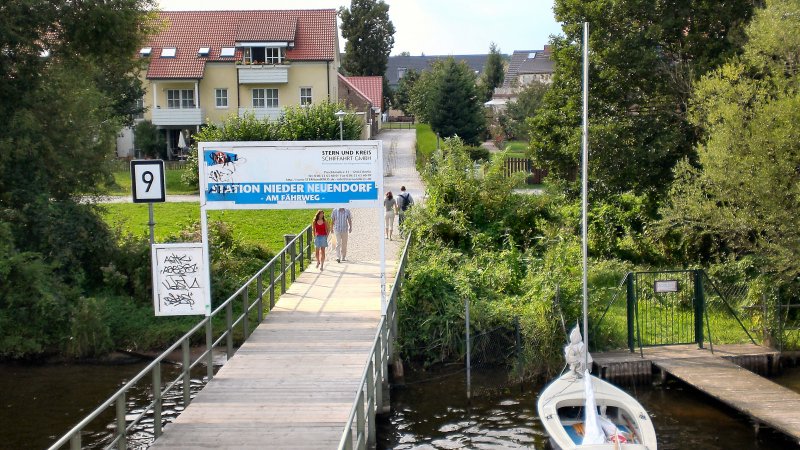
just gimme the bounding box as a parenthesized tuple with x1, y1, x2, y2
(157, 0, 562, 55)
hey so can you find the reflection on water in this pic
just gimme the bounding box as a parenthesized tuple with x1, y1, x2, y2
(379, 366, 800, 449)
(3, 361, 800, 449)
(0, 361, 206, 450)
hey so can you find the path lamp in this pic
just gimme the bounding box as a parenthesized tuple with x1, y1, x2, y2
(334, 109, 346, 140)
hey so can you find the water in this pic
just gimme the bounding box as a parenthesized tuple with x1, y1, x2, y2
(378, 366, 800, 449)
(3, 362, 800, 449)
(0, 360, 206, 450)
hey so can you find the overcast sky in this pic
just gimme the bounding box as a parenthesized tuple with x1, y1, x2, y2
(157, 0, 562, 55)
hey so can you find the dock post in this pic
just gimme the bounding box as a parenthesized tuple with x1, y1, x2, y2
(694, 270, 705, 349)
(626, 273, 635, 352)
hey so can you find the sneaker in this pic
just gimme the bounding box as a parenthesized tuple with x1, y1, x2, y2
(336, 258, 340, 263)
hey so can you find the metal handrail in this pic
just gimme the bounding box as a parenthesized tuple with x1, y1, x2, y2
(48, 225, 313, 450)
(338, 233, 411, 450)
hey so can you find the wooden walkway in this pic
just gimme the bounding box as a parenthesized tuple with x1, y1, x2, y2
(595, 344, 800, 442)
(150, 258, 393, 449)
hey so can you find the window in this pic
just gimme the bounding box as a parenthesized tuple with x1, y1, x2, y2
(134, 98, 144, 119)
(300, 87, 312, 105)
(398, 67, 407, 79)
(220, 47, 235, 58)
(252, 89, 278, 108)
(161, 47, 176, 58)
(265, 47, 283, 64)
(140, 47, 152, 57)
(244, 46, 284, 64)
(198, 47, 210, 57)
(215, 89, 228, 108)
(167, 89, 195, 109)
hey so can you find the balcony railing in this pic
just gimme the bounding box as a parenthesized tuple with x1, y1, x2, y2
(238, 107, 282, 121)
(151, 108, 204, 126)
(237, 64, 289, 83)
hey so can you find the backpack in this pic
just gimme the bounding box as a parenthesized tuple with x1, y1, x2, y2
(398, 193, 412, 211)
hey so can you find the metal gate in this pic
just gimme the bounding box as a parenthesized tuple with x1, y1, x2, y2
(626, 270, 705, 351)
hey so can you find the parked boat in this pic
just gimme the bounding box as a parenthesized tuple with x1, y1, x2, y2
(536, 22, 657, 450)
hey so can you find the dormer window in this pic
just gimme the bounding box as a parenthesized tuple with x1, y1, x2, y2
(198, 47, 210, 57)
(243, 46, 284, 64)
(161, 47, 176, 58)
(139, 47, 152, 57)
(220, 47, 235, 58)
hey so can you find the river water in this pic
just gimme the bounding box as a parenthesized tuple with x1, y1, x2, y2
(2, 361, 800, 449)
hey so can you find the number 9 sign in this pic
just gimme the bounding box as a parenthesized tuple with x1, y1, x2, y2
(131, 160, 166, 203)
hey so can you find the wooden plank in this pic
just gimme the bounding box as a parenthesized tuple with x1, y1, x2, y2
(150, 253, 394, 449)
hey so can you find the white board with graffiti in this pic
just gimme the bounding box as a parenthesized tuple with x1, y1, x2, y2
(152, 243, 210, 316)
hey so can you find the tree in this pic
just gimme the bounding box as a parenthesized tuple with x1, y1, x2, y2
(393, 69, 420, 115)
(529, 0, 754, 197)
(427, 58, 486, 145)
(0, 0, 156, 357)
(134, 120, 167, 159)
(659, 0, 800, 285)
(479, 42, 505, 102)
(505, 81, 549, 141)
(339, 0, 395, 77)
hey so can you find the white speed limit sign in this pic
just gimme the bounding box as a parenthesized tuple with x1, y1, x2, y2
(131, 160, 166, 203)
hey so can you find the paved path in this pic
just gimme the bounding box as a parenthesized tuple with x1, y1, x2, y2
(150, 130, 422, 449)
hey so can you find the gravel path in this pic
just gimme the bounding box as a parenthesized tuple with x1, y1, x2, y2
(334, 129, 422, 263)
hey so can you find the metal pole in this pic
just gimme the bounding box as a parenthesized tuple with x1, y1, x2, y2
(581, 21, 590, 369)
(465, 296, 471, 402)
(148, 203, 155, 245)
(339, 119, 343, 141)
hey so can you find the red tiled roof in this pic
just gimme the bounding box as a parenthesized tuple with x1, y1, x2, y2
(342, 76, 383, 109)
(145, 10, 337, 79)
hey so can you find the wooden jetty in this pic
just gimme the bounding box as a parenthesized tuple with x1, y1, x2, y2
(594, 344, 800, 442)
(150, 258, 392, 449)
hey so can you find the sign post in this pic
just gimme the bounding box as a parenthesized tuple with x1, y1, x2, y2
(197, 141, 386, 313)
(131, 160, 166, 245)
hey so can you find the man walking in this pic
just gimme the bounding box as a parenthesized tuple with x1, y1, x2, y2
(331, 206, 353, 263)
(397, 186, 414, 229)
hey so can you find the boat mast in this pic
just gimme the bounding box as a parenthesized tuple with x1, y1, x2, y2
(581, 21, 590, 372)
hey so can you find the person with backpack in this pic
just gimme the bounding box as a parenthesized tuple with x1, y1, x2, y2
(397, 186, 414, 230)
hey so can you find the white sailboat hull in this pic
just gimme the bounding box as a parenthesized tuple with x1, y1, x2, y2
(537, 372, 657, 450)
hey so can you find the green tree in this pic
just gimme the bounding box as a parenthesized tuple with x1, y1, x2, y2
(393, 68, 420, 115)
(505, 81, 549, 141)
(134, 120, 167, 159)
(479, 42, 505, 102)
(339, 0, 395, 77)
(0, 0, 156, 357)
(659, 0, 800, 284)
(530, 0, 754, 197)
(427, 58, 486, 145)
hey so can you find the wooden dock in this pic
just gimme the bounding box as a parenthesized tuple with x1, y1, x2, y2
(150, 258, 392, 449)
(594, 344, 800, 442)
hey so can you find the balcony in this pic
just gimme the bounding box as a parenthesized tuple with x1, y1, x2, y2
(237, 64, 289, 84)
(152, 108, 204, 126)
(238, 107, 282, 121)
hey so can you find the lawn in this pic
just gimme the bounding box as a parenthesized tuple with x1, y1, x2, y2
(503, 141, 529, 158)
(415, 123, 438, 163)
(108, 170, 197, 195)
(99, 203, 314, 251)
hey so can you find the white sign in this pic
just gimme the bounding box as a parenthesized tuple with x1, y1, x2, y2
(654, 280, 680, 293)
(198, 141, 383, 210)
(152, 243, 210, 316)
(131, 160, 166, 203)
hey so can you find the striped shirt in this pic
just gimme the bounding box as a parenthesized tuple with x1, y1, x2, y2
(331, 208, 351, 233)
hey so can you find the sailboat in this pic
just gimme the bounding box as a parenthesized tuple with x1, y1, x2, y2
(536, 23, 658, 450)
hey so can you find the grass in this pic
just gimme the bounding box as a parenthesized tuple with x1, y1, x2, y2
(415, 123, 438, 167)
(503, 141, 529, 157)
(108, 170, 197, 195)
(99, 203, 315, 251)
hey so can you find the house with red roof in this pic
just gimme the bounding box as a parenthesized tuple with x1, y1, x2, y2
(338, 75, 383, 139)
(117, 9, 340, 158)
